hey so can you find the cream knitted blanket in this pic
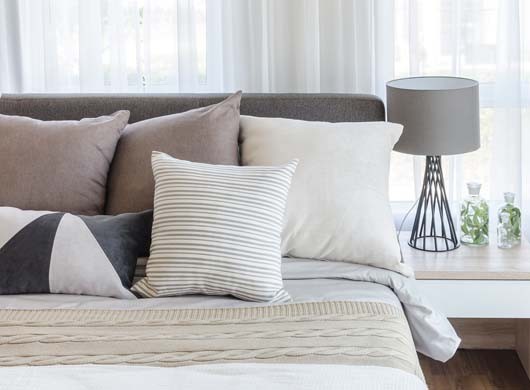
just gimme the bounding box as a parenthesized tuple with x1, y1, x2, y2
(0, 301, 423, 380)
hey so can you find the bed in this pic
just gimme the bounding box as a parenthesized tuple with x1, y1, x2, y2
(0, 258, 459, 389)
(0, 93, 460, 389)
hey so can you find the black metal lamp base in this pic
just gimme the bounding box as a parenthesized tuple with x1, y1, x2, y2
(409, 156, 459, 252)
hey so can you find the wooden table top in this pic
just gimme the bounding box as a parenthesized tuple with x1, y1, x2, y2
(400, 232, 530, 280)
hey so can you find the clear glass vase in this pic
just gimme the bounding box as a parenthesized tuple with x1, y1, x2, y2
(460, 182, 489, 246)
(497, 192, 521, 248)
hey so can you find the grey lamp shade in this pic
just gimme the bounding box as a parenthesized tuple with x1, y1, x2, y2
(386, 76, 480, 156)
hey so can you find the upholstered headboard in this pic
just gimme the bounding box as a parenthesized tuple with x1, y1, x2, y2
(0, 93, 385, 123)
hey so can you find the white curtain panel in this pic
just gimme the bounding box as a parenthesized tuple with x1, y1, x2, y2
(0, 0, 529, 213)
(0, 0, 393, 93)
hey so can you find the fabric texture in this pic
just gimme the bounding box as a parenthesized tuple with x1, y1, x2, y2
(0, 300, 424, 383)
(0, 94, 384, 124)
(0, 207, 152, 299)
(0, 365, 428, 390)
(0, 257, 460, 363)
(0, 2, 393, 96)
(106, 92, 242, 214)
(240, 116, 411, 276)
(132, 152, 297, 302)
(0, 111, 129, 215)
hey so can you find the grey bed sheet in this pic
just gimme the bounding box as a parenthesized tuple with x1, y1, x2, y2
(0, 276, 399, 310)
(0, 258, 460, 362)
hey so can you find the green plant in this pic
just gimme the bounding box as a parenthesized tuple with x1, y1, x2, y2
(499, 202, 521, 240)
(461, 200, 489, 245)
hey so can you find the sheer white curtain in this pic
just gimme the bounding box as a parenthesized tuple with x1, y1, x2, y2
(205, 0, 392, 95)
(0, 0, 529, 211)
(0, 0, 392, 94)
(0, 0, 22, 91)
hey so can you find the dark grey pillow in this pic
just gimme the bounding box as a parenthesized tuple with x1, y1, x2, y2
(0, 207, 152, 299)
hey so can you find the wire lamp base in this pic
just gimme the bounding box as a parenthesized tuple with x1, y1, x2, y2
(409, 156, 459, 252)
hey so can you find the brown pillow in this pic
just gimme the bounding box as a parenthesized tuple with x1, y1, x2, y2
(0, 111, 130, 215)
(106, 91, 241, 214)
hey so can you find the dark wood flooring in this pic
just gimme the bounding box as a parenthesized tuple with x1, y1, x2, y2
(420, 350, 530, 389)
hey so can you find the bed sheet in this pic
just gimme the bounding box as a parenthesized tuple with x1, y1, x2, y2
(0, 258, 460, 362)
(0, 278, 399, 310)
(0, 364, 427, 390)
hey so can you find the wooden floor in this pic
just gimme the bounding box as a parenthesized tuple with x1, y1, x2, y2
(420, 350, 530, 389)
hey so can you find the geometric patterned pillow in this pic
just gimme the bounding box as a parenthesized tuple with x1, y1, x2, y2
(0, 207, 152, 299)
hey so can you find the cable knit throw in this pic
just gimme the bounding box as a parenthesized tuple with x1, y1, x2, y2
(0, 301, 423, 381)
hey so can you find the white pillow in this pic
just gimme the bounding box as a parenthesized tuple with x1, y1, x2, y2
(132, 152, 298, 302)
(240, 116, 411, 276)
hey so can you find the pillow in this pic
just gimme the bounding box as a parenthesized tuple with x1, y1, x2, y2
(0, 111, 129, 215)
(134, 257, 148, 281)
(106, 92, 242, 215)
(239, 116, 411, 276)
(132, 152, 298, 302)
(0, 207, 152, 299)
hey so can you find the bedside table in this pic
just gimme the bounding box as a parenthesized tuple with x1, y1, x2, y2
(401, 233, 530, 377)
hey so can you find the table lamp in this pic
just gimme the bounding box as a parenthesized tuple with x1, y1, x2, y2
(386, 76, 480, 252)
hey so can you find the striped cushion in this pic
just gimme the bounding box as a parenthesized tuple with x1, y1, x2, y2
(132, 152, 298, 302)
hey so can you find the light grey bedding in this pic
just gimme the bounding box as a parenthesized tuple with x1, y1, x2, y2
(0, 364, 427, 390)
(0, 277, 398, 310)
(282, 258, 460, 362)
(0, 258, 459, 362)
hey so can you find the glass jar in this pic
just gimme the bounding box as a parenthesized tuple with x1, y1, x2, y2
(497, 192, 521, 248)
(460, 182, 489, 246)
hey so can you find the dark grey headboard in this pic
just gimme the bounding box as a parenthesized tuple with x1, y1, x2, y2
(0, 93, 385, 123)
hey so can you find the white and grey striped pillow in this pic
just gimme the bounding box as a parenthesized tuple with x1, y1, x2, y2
(132, 152, 297, 302)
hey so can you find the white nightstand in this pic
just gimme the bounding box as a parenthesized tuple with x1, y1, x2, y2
(401, 233, 530, 377)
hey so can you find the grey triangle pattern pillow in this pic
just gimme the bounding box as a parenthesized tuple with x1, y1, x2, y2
(0, 207, 152, 299)
(132, 152, 298, 303)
